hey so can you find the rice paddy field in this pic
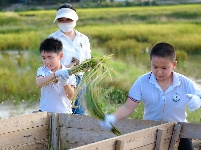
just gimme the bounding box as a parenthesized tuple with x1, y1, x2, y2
(0, 4, 201, 123)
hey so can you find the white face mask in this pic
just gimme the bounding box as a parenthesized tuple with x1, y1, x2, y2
(58, 21, 76, 33)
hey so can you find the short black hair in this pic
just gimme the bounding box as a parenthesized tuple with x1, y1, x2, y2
(39, 37, 63, 54)
(57, 3, 76, 12)
(150, 42, 176, 62)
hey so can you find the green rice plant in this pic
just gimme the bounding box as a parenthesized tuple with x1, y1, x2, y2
(82, 60, 121, 136)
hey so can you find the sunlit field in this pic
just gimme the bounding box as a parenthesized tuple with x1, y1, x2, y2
(0, 4, 201, 122)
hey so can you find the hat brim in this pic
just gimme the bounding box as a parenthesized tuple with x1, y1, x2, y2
(53, 8, 78, 23)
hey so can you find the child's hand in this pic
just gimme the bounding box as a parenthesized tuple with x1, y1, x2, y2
(71, 57, 80, 66)
(186, 94, 201, 111)
(58, 76, 69, 86)
(98, 114, 117, 130)
(55, 69, 69, 79)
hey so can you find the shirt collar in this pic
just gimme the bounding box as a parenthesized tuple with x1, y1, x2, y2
(149, 71, 181, 88)
(43, 63, 65, 73)
(172, 71, 181, 87)
(57, 29, 81, 37)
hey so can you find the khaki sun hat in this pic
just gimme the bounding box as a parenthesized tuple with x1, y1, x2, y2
(53, 8, 78, 23)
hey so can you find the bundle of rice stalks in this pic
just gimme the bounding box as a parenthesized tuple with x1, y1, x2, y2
(37, 55, 113, 88)
(84, 69, 121, 136)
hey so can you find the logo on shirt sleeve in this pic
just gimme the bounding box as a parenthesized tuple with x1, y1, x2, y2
(172, 93, 180, 102)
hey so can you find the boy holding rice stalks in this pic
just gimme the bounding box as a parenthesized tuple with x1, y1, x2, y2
(99, 42, 201, 149)
(36, 37, 76, 113)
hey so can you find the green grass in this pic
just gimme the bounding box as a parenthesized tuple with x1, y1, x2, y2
(0, 51, 41, 104)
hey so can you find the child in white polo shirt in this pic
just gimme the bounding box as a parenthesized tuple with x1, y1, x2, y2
(36, 37, 76, 114)
(100, 42, 201, 150)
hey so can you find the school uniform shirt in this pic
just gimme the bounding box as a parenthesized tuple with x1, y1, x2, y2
(49, 29, 91, 76)
(37, 64, 76, 114)
(128, 71, 201, 122)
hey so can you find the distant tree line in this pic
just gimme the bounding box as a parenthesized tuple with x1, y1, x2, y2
(0, 0, 77, 6)
(0, 0, 16, 6)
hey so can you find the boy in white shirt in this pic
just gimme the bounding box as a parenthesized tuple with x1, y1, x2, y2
(100, 42, 201, 150)
(36, 37, 76, 114)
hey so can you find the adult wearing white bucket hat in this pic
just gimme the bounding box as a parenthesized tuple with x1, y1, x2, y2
(49, 3, 91, 115)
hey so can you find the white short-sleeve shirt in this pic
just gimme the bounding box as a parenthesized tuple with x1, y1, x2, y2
(37, 64, 76, 113)
(128, 71, 201, 122)
(49, 30, 91, 74)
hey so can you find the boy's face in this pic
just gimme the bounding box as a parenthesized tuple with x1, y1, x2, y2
(151, 56, 177, 81)
(41, 51, 63, 71)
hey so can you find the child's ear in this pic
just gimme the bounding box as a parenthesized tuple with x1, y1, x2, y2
(173, 61, 177, 69)
(59, 52, 63, 60)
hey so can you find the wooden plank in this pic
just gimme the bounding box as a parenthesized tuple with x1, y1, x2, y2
(132, 143, 155, 150)
(7, 139, 48, 150)
(155, 127, 173, 150)
(179, 122, 201, 139)
(70, 122, 176, 150)
(118, 122, 175, 150)
(116, 119, 163, 134)
(169, 124, 182, 150)
(59, 113, 71, 150)
(66, 128, 115, 149)
(70, 138, 117, 150)
(66, 115, 162, 134)
(0, 112, 48, 134)
(0, 125, 48, 149)
(115, 140, 124, 150)
(155, 128, 165, 150)
(51, 113, 59, 150)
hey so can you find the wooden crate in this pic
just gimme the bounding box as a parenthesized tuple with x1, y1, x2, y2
(0, 112, 201, 150)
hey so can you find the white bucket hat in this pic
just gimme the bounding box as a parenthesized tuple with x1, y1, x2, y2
(53, 8, 78, 23)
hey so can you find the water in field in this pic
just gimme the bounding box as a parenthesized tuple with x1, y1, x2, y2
(0, 101, 39, 120)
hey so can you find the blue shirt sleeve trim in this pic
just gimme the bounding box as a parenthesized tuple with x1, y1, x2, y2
(128, 95, 140, 103)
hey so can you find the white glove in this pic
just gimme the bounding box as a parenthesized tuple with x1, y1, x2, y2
(58, 76, 69, 86)
(98, 114, 117, 131)
(55, 69, 69, 79)
(186, 94, 201, 111)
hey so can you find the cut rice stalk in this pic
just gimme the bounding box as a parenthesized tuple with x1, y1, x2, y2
(37, 55, 113, 88)
(84, 70, 121, 136)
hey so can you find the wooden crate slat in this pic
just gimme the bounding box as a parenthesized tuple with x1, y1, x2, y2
(155, 124, 175, 150)
(0, 112, 48, 134)
(0, 125, 48, 149)
(169, 124, 182, 150)
(116, 140, 124, 150)
(179, 122, 201, 139)
(117, 122, 175, 149)
(66, 128, 115, 149)
(131, 143, 155, 150)
(3, 139, 48, 150)
(155, 128, 166, 150)
(51, 113, 59, 150)
(69, 138, 117, 150)
(59, 113, 71, 150)
(66, 115, 162, 134)
(116, 119, 163, 134)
